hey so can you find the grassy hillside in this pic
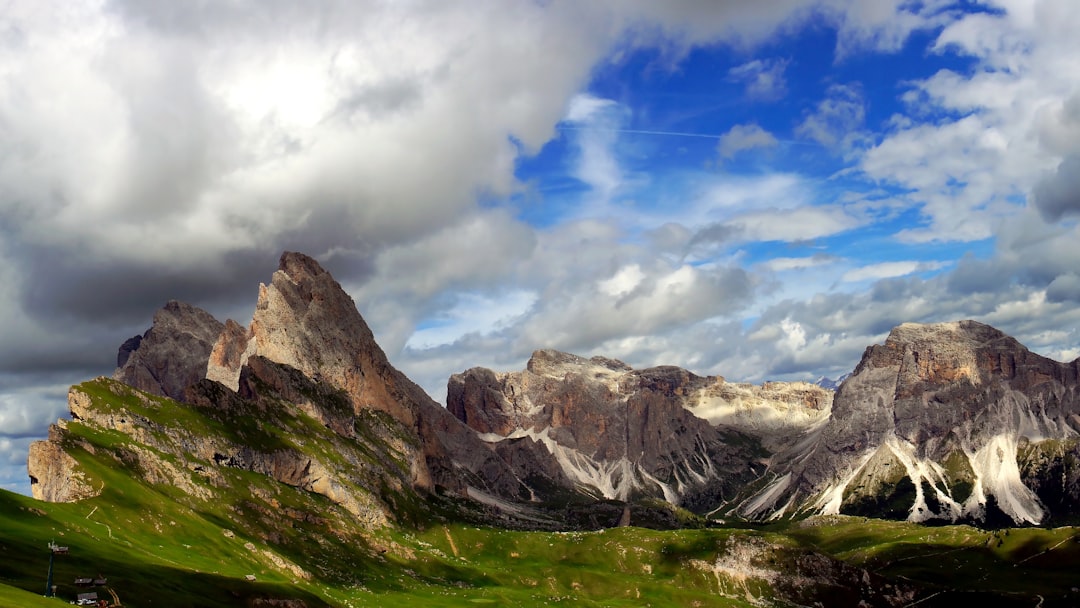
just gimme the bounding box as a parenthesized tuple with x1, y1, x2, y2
(5, 377, 1080, 606)
(7, 482, 1080, 607)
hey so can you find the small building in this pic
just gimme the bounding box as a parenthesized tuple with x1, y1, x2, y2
(74, 577, 94, 587)
(75, 591, 99, 606)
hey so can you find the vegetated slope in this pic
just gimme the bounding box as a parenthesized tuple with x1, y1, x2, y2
(739, 320, 1080, 526)
(7, 455, 1080, 608)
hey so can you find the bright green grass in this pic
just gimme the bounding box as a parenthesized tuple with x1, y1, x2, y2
(7, 485, 1080, 607)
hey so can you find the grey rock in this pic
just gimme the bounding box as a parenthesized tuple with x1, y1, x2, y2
(447, 350, 803, 511)
(740, 320, 1080, 525)
(112, 300, 224, 400)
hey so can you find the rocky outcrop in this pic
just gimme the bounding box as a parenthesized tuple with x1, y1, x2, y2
(206, 318, 254, 391)
(687, 379, 832, 453)
(740, 320, 1080, 525)
(36, 372, 399, 526)
(116, 334, 142, 367)
(241, 252, 422, 428)
(113, 300, 224, 400)
(447, 350, 828, 512)
(27, 425, 98, 502)
(229, 253, 537, 499)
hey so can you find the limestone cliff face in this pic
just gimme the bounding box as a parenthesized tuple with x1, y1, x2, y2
(223, 253, 531, 498)
(205, 318, 253, 391)
(112, 300, 224, 400)
(447, 350, 828, 511)
(242, 252, 421, 428)
(27, 424, 98, 502)
(740, 320, 1080, 525)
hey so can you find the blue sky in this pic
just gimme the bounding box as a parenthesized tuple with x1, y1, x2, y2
(2, 0, 1080, 492)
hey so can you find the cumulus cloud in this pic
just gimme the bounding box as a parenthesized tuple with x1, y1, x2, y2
(717, 123, 780, 160)
(1045, 273, 1080, 304)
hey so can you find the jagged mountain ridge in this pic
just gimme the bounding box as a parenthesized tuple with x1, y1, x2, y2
(34, 251, 1080, 528)
(447, 349, 831, 511)
(105, 252, 540, 511)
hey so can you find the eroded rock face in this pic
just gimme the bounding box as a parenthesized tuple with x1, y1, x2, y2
(113, 300, 224, 400)
(35, 373, 399, 525)
(246, 253, 420, 427)
(28, 427, 98, 502)
(740, 320, 1080, 525)
(206, 319, 253, 391)
(447, 350, 828, 511)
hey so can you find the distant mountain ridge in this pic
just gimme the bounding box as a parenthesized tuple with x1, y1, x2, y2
(447, 350, 830, 512)
(815, 373, 851, 390)
(738, 320, 1080, 525)
(29, 252, 1080, 529)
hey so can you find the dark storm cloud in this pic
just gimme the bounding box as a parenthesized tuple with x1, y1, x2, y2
(947, 254, 1011, 295)
(17, 245, 278, 326)
(1046, 273, 1080, 304)
(1033, 154, 1080, 222)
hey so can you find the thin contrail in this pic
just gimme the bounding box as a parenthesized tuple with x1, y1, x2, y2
(557, 125, 812, 145)
(559, 126, 723, 139)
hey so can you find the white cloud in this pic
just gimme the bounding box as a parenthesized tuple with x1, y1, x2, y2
(758, 255, 839, 272)
(795, 83, 867, 151)
(731, 205, 861, 242)
(404, 290, 537, 350)
(717, 123, 779, 160)
(857, 0, 1080, 244)
(841, 260, 946, 283)
(565, 94, 619, 123)
(728, 58, 789, 100)
(599, 264, 647, 297)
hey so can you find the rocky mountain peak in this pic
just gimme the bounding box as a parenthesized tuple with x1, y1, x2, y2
(246, 251, 421, 427)
(742, 319, 1080, 526)
(103, 251, 536, 501)
(113, 299, 224, 400)
(278, 250, 329, 281)
(855, 319, 1051, 393)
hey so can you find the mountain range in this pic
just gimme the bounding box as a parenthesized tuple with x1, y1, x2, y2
(16, 251, 1080, 606)
(30, 252, 1080, 528)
